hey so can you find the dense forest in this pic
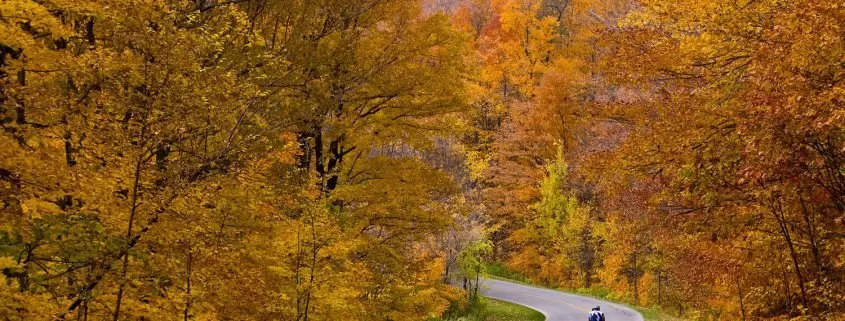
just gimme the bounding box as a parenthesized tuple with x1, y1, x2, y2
(0, 0, 842, 320)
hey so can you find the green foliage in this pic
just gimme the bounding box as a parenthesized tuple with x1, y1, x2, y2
(458, 239, 493, 281)
(507, 144, 601, 289)
(484, 262, 532, 284)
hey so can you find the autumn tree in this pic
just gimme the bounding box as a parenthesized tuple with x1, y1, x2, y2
(1, 0, 472, 320)
(592, 0, 845, 319)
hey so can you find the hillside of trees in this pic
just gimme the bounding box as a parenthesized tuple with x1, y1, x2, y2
(1, 0, 842, 320)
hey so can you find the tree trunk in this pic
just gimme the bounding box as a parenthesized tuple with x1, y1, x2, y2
(657, 269, 662, 305)
(302, 215, 319, 321)
(737, 275, 746, 321)
(798, 194, 824, 285)
(474, 264, 481, 299)
(114, 152, 146, 321)
(771, 199, 809, 311)
(184, 250, 193, 321)
(779, 255, 793, 316)
(632, 250, 639, 305)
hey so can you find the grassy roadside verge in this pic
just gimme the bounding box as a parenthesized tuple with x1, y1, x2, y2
(486, 299, 546, 321)
(484, 263, 684, 321)
(435, 297, 545, 321)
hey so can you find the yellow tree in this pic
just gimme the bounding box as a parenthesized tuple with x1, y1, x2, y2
(1, 0, 287, 319)
(242, 0, 472, 319)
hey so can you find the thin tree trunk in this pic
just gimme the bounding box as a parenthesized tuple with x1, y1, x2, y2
(771, 199, 809, 311)
(632, 250, 639, 305)
(114, 153, 145, 321)
(294, 222, 304, 319)
(544, 254, 551, 285)
(779, 254, 793, 316)
(737, 275, 746, 321)
(657, 269, 662, 305)
(443, 261, 450, 284)
(474, 264, 481, 299)
(303, 213, 319, 321)
(798, 194, 823, 285)
(583, 230, 592, 288)
(184, 250, 193, 321)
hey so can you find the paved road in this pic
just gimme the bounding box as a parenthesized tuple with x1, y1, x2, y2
(481, 278, 644, 321)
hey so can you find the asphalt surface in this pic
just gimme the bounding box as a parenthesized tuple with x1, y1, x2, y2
(481, 278, 645, 321)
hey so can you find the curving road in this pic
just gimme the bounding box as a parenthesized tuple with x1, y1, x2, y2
(482, 278, 644, 321)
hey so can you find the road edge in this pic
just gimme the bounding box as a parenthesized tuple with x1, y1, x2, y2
(482, 277, 645, 321)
